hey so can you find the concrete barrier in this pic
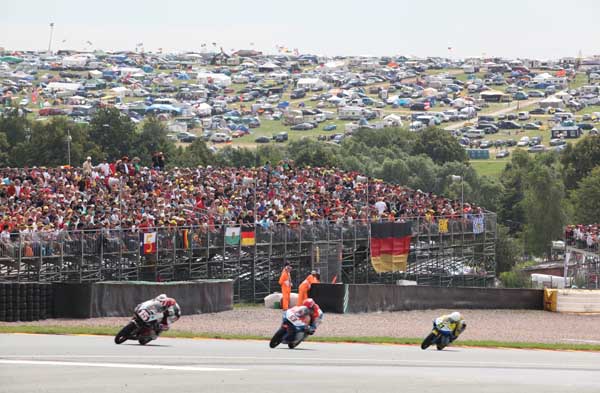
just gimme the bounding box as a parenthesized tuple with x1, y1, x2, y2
(555, 289, 600, 313)
(311, 284, 543, 313)
(53, 280, 234, 318)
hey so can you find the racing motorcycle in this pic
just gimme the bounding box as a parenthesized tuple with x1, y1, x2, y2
(269, 309, 312, 349)
(114, 307, 164, 345)
(420, 318, 458, 350)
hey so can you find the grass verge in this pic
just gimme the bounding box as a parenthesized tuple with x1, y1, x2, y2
(1, 325, 599, 351)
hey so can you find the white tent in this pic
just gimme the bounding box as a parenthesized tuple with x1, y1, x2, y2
(383, 114, 403, 127)
(46, 82, 82, 92)
(539, 95, 565, 109)
(195, 103, 212, 116)
(111, 86, 131, 97)
(62, 56, 87, 68)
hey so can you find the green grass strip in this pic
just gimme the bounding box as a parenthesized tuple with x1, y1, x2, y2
(1, 325, 599, 351)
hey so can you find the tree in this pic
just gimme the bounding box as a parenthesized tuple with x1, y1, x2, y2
(375, 158, 410, 185)
(495, 224, 522, 274)
(412, 128, 468, 164)
(404, 155, 438, 191)
(88, 107, 137, 161)
(131, 117, 176, 167)
(10, 117, 94, 167)
(215, 146, 256, 167)
(0, 133, 9, 166)
(172, 138, 214, 167)
(497, 150, 533, 233)
(560, 135, 600, 189)
(288, 139, 338, 167)
(572, 166, 600, 224)
(521, 159, 566, 258)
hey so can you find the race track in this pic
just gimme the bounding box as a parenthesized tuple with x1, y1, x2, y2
(1, 334, 600, 393)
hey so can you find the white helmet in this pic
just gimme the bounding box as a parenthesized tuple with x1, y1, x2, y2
(155, 294, 168, 302)
(449, 312, 462, 322)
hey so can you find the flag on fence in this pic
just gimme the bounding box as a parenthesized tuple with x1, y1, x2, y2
(225, 227, 241, 246)
(142, 232, 157, 254)
(438, 218, 449, 234)
(241, 230, 256, 246)
(182, 229, 190, 249)
(370, 222, 412, 273)
(473, 215, 485, 234)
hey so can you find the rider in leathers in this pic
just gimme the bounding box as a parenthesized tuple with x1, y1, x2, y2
(284, 298, 323, 341)
(135, 294, 181, 339)
(434, 311, 466, 343)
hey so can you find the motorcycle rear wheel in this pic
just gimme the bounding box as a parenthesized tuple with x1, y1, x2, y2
(114, 322, 136, 344)
(269, 327, 286, 348)
(421, 333, 436, 350)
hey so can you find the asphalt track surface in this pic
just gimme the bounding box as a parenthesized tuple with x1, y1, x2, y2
(1, 334, 600, 393)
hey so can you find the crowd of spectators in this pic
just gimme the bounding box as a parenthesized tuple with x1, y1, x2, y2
(565, 224, 599, 250)
(0, 159, 485, 246)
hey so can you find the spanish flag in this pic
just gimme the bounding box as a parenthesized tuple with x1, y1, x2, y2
(241, 230, 255, 246)
(370, 222, 411, 273)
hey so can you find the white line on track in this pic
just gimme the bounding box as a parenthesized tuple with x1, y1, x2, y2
(1, 356, 598, 370)
(0, 359, 245, 372)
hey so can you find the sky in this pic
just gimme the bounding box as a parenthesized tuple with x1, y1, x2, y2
(1, 0, 599, 59)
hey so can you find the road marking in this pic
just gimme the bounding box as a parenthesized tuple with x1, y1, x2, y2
(0, 359, 245, 372)
(2, 356, 598, 371)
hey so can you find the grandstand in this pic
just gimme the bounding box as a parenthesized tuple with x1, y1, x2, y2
(0, 165, 497, 302)
(564, 225, 600, 289)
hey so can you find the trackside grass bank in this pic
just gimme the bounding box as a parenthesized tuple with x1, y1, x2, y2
(1, 325, 599, 352)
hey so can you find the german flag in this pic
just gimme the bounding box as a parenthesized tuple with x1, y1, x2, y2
(370, 222, 412, 273)
(241, 230, 255, 246)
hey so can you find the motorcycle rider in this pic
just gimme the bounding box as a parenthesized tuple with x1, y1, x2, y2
(135, 294, 181, 339)
(434, 311, 466, 343)
(285, 298, 323, 341)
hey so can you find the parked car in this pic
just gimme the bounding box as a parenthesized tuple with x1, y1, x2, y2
(516, 136, 530, 147)
(210, 133, 232, 143)
(523, 122, 541, 130)
(528, 144, 546, 153)
(496, 150, 510, 158)
(529, 136, 542, 146)
(505, 139, 517, 147)
(578, 123, 594, 130)
(528, 90, 545, 98)
(255, 136, 270, 143)
(290, 89, 306, 99)
(290, 122, 315, 130)
(513, 92, 529, 100)
(549, 138, 566, 146)
(498, 120, 521, 129)
(274, 132, 288, 142)
(323, 124, 337, 131)
(517, 112, 530, 121)
(529, 108, 546, 115)
(479, 140, 493, 148)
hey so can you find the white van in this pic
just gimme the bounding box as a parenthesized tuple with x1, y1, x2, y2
(464, 129, 485, 139)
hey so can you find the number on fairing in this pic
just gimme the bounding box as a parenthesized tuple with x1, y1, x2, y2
(288, 313, 299, 322)
(138, 309, 150, 321)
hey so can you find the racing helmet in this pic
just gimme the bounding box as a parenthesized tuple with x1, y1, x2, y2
(155, 294, 168, 302)
(449, 312, 462, 322)
(303, 298, 316, 309)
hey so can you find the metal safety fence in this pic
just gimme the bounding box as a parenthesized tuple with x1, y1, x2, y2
(0, 214, 497, 302)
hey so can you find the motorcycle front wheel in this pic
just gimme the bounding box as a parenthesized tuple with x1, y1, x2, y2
(421, 333, 436, 350)
(114, 322, 137, 344)
(269, 327, 286, 348)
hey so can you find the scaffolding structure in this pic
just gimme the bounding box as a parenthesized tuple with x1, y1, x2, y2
(0, 214, 497, 302)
